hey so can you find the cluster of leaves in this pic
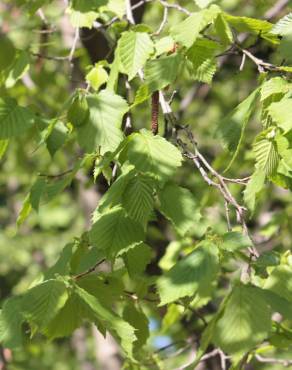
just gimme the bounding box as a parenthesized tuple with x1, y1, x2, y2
(2, 0, 292, 369)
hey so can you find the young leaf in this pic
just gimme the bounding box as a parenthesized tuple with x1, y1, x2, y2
(122, 130, 183, 182)
(0, 97, 35, 139)
(157, 241, 219, 305)
(89, 206, 145, 260)
(85, 64, 108, 91)
(158, 183, 200, 236)
(117, 31, 154, 80)
(77, 90, 128, 154)
(216, 88, 259, 170)
(5, 50, 30, 88)
(223, 14, 273, 35)
(213, 284, 272, 358)
(263, 265, 292, 303)
(170, 5, 221, 48)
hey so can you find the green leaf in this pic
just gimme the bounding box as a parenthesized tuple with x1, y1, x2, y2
(213, 284, 272, 358)
(157, 241, 219, 305)
(21, 279, 68, 329)
(0, 139, 8, 159)
(154, 36, 175, 57)
(89, 206, 145, 260)
(144, 53, 182, 92)
(223, 14, 273, 35)
(268, 98, 292, 133)
(46, 121, 68, 157)
(216, 89, 259, 170)
(86, 64, 109, 91)
(77, 90, 128, 154)
(259, 289, 292, 321)
(44, 293, 84, 339)
(271, 13, 292, 36)
(186, 38, 217, 84)
(158, 183, 200, 236)
(243, 168, 266, 213)
(122, 174, 155, 227)
(122, 130, 183, 182)
(0, 34, 15, 72)
(123, 303, 149, 350)
(170, 5, 221, 48)
(123, 243, 152, 277)
(97, 165, 135, 214)
(194, 0, 215, 8)
(74, 285, 136, 358)
(117, 31, 154, 80)
(253, 133, 280, 176)
(0, 97, 35, 139)
(260, 77, 290, 101)
(264, 265, 292, 303)
(5, 50, 30, 88)
(220, 231, 253, 252)
(68, 8, 99, 28)
(214, 13, 233, 45)
(0, 297, 24, 349)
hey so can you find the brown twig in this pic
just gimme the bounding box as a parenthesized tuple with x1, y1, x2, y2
(73, 259, 106, 280)
(151, 91, 159, 134)
(264, 0, 289, 20)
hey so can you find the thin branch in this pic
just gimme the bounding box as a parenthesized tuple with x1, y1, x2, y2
(154, 5, 168, 35)
(255, 354, 292, 367)
(264, 0, 289, 20)
(158, 0, 191, 16)
(39, 169, 74, 178)
(68, 27, 80, 65)
(73, 259, 106, 280)
(125, 0, 136, 24)
(31, 52, 68, 61)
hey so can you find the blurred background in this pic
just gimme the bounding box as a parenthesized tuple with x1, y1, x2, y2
(1, 0, 292, 369)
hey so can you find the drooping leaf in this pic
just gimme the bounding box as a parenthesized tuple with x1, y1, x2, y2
(243, 168, 266, 213)
(123, 303, 149, 350)
(0, 297, 24, 349)
(0, 139, 8, 159)
(89, 206, 145, 260)
(0, 34, 15, 72)
(0, 97, 35, 139)
(260, 77, 290, 101)
(170, 5, 221, 48)
(158, 183, 200, 236)
(213, 284, 272, 358)
(74, 285, 136, 358)
(121, 130, 183, 182)
(264, 265, 292, 303)
(21, 279, 68, 329)
(117, 31, 154, 80)
(216, 88, 259, 170)
(77, 90, 128, 154)
(157, 241, 219, 305)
